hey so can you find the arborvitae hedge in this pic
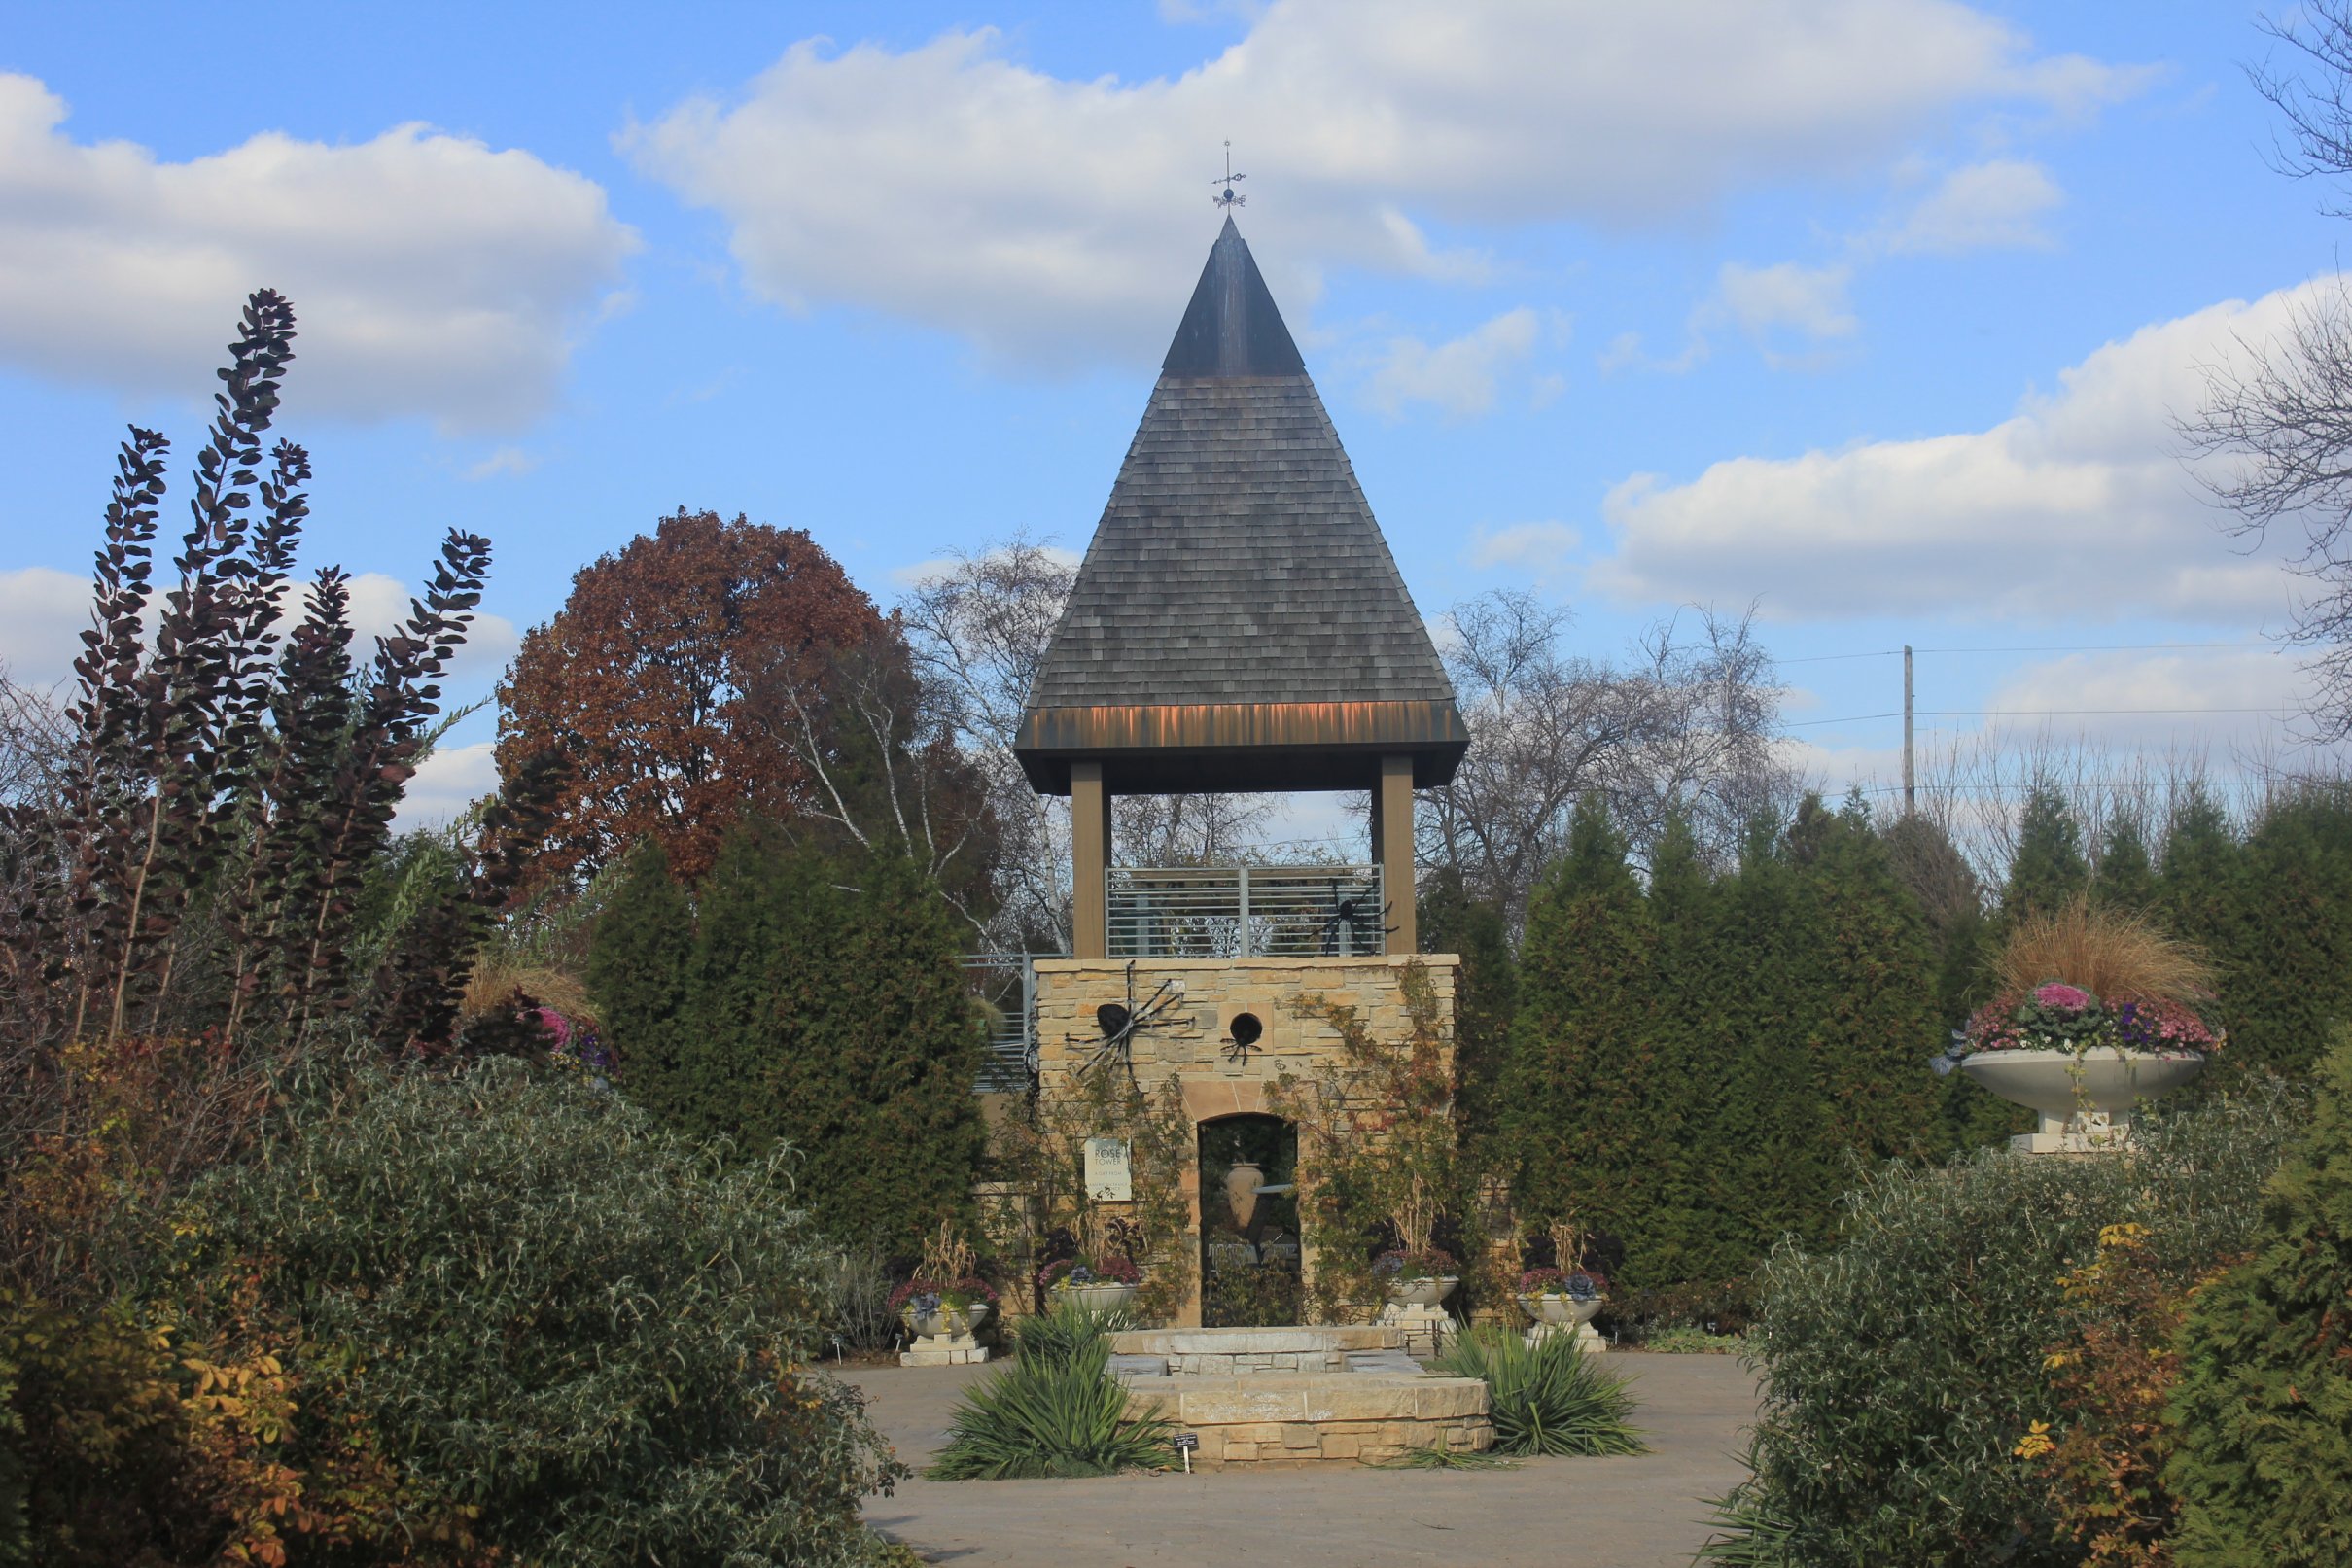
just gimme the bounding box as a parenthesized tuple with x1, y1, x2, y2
(1419, 865, 1518, 1161)
(587, 824, 985, 1250)
(1503, 797, 1660, 1249)
(2167, 1028, 2352, 1566)
(1502, 795, 1945, 1291)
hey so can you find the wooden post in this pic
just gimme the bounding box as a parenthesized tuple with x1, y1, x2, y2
(1378, 754, 1417, 955)
(1072, 761, 1111, 959)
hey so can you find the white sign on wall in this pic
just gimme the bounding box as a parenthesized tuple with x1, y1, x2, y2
(1083, 1136, 1133, 1201)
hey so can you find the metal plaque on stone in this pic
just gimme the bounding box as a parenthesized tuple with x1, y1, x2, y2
(1083, 1136, 1133, 1201)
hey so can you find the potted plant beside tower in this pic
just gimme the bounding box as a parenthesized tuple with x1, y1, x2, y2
(1515, 1217, 1608, 1352)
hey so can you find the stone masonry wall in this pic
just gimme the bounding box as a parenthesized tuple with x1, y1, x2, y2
(1034, 956, 1457, 1326)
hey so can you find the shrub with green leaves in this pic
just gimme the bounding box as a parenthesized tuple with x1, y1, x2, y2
(1707, 1091, 2301, 1567)
(2166, 1030, 2352, 1566)
(1435, 1326, 1646, 1457)
(928, 1305, 1171, 1479)
(197, 1057, 905, 1567)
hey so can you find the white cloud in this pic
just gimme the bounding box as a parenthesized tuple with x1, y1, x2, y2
(624, 1, 2143, 367)
(0, 565, 517, 692)
(1366, 306, 1548, 419)
(397, 740, 501, 828)
(0, 565, 85, 693)
(0, 74, 637, 430)
(888, 543, 1083, 591)
(464, 445, 541, 481)
(1888, 157, 2062, 253)
(1467, 521, 1580, 575)
(1593, 278, 2333, 622)
(1716, 261, 1857, 341)
(1977, 648, 2308, 750)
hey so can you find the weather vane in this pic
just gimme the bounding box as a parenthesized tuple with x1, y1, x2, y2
(1212, 140, 1246, 209)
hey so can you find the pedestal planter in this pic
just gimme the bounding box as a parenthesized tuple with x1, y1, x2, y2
(1958, 1047, 2206, 1154)
(899, 1302, 991, 1367)
(1517, 1292, 1606, 1352)
(1054, 1280, 1141, 1316)
(1382, 1276, 1458, 1309)
(1378, 1276, 1457, 1357)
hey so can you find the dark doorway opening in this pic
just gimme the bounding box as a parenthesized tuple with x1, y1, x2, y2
(1199, 1113, 1302, 1326)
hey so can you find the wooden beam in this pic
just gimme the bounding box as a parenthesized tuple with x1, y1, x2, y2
(1071, 761, 1111, 959)
(1378, 753, 1417, 955)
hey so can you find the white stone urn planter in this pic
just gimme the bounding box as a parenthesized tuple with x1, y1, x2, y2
(898, 1301, 991, 1366)
(1053, 1280, 1140, 1315)
(1959, 1047, 2206, 1154)
(1383, 1275, 1458, 1309)
(1516, 1292, 1603, 1329)
(901, 1301, 990, 1342)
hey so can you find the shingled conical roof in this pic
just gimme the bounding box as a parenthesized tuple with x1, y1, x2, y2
(1013, 217, 1465, 796)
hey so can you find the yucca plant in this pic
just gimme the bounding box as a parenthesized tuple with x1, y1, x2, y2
(1011, 1298, 1133, 1370)
(1436, 1325, 1646, 1457)
(926, 1314, 1172, 1480)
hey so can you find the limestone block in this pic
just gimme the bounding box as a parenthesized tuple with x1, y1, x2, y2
(1281, 1423, 1322, 1449)
(1411, 1380, 1490, 1420)
(1179, 1384, 1304, 1424)
(1320, 1433, 1362, 1459)
(1222, 1441, 1257, 1464)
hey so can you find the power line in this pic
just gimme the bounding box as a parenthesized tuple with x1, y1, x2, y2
(1778, 640, 2276, 665)
(1789, 706, 2294, 729)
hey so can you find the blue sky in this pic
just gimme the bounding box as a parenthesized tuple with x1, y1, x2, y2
(1, 1, 2343, 829)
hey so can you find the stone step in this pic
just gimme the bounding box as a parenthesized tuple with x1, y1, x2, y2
(1345, 1350, 1424, 1376)
(1108, 1354, 1171, 1379)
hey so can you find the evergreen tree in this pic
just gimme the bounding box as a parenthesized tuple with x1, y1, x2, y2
(2003, 784, 2089, 921)
(2167, 1028, 2352, 1565)
(2159, 788, 2241, 954)
(2093, 818, 2158, 911)
(1640, 808, 1727, 1285)
(1419, 865, 1518, 1162)
(2225, 789, 2352, 1080)
(1503, 796, 1658, 1257)
(1788, 795, 1938, 1169)
(1696, 812, 1823, 1274)
(584, 840, 693, 1118)
(594, 822, 986, 1250)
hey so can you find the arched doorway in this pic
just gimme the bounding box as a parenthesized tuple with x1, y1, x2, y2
(1198, 1113, 1302, 1326)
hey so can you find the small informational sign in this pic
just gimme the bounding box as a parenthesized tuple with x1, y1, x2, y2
(1173, 1431, 1200, 1473)
(1083, 1136, 1133, 1201)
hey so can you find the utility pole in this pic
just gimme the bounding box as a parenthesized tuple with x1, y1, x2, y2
(1902, 645, 1915, 816)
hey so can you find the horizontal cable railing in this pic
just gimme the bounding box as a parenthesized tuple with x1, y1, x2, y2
(1106, 864, 1387, 959)
(961, 954, 1036, 1093)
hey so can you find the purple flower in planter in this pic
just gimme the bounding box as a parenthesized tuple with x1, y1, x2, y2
(2032, 982, 2096, 1013)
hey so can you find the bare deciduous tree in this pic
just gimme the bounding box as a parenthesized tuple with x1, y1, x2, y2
(1420, 589, 1792, 933)
(2183, 3, 2352, 737)
(897, 535, 1273, 953)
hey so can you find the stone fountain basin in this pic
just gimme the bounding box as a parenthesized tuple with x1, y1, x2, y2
(1957, 1047, 2204, 1119)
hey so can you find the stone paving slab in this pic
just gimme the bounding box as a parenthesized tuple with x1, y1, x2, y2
(842, 1351, 1759, 1567)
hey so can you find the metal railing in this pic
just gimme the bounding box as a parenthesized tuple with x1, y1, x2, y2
(961, 954, 1036, 1093)
(1106, 864, 1387, 958)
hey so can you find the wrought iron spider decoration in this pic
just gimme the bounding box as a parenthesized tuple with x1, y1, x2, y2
(1069, 960, 1185, 1080)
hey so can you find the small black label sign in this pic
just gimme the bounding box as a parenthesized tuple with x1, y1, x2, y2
(1173, 1433, 1200, 1451)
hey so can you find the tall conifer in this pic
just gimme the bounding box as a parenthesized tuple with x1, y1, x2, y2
(584, 839, 692, 1118)
(2227, 790, 2352, 1079)
(1419, 865, 1518, 1163)
(1503, 796, 1657, 1255)
(2005, 784, 2089, 920)
(2094, 818, 2158, 910)
(1641, 808, 1726, 1284)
